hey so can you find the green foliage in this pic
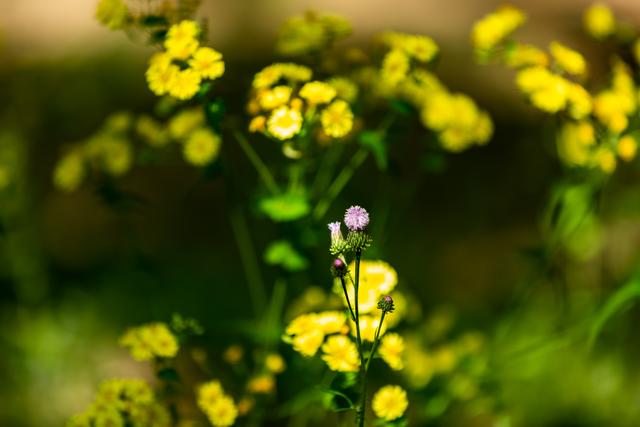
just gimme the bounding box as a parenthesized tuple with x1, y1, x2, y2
(359, 131, 387, 170)
(589, 276, 640, 348)
(264, 240, 309, 271)
(259, 192, 311, 222)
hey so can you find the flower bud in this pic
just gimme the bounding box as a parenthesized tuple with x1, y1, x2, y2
(330, 258, 348, 277)
(328, 221, 346, 254)
(377, 295, 395, 313)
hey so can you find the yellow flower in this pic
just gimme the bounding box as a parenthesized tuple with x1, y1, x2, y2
(86, 137, 132, 176)
(471, 5, 526, 51)
(567, 83, 592, 119)
(379, 333, 405, 370)
(327, 77, 359, 102)
(54, 150, 85, 192)
(257, 86, 292, 110)
(237, 396, 255, 416)
(372, 385, 408, 421)
(165, 21, 200, 60)
(223, 345, 244, 364)
(183, 128, 221, 166)
(267, 106, 303, 140)
(169, 109, 205, 140)
(119, 322, 179, 361)
(549, 41, 587, 77)
(381, 49, 410, 85)
(321, 335, 360, 372)
(432, 345, 458, 373)
(189, 47, 225, 80)
(265, 353, 286, 374)
(584, 3, 615, 39)
(247, 375, 275, 394)
(168, 69, 201, 100)
(593, 91, 630, 133)
(594, 146, 617, 173)
(252, 63, 312, 89)
(292, 329, 324, 356)
(382, 32, 439, 62)
(557, 121, 595, 167)
(197, 381, 224, 411)
(504, 43, 549, 69)
(136, 115, 170, 147)
(299, 81, 337, 105)
(249, 116, 266, 133)
(204, 396, 237, 427)
(341, 260, 398, 314)
(353, 315, 388, 342)
(321, 100, 354, 138)
(617, 135, 637, 161)
(146, 60, 179, 97)
(316, 311, 347, 335)
(286, 313, 319, 335)
(96, 0, 128, 30)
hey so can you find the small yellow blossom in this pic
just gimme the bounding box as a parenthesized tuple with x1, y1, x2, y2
(617, 135, 637, 161)
(169, 109, 205, 140)
(168, 69, 202, 100)
(549, 41, 587, 77)
(292, 329, 324, 356)
(299, 81, 337, 105)
(381, 49, 410, 85)
(321, 100, 354, 138)
(379, 333, 405, 370)
(472, 5, 526, 51)
(593, 91, 630, 133)
(119, 322, 179, 361)
(594, 146, 617, 173)
(353, 315, 388, 342)
(257, 86, 292, 110)
(267, 106, 303, 140)
(372, 385, 409, 421)
(183, 128, 221, 166)
(249, 116, 266, 133)
(204, 396, 237, 427)
(316, 311, 347, 334)
(165, 20, 200, 60)
(237, 396, 255, 416)
(189, 47, 225, 80)
(146, 60, 179, 96)
(54, 150, 85, 192)
(382, 32, 439, 63)
(136, 115, 170, 147)
(504, 43, 549, 69)
(223, 345, 244, 364)
(341, 260, 398, 314)
(567, 83, 592, 119)
(583, 3, 616, 39)
(327, 77, 359, 102)
(321, 335, 360, 372)
(265, 353, 286, 374)
(96, 0, 128, 30)
(252, 63, 312, 89)
(197, 381, 224, 411)
(557, 121, 595, 167)
(247, 375, 275, 394)
(286, 313, 319, 336)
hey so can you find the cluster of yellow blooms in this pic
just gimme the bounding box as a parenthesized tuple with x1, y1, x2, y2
(167, 108, 222, 166)
(53, 112, 134, 192)
(119, 322, 179, 361)
(197, 381, 238, 427)
(472, 3, 640, 174)
(247, 63, 355, 154)
(276, 11, 352, 57)
(67, 379, 170, 427)
(284, 260, 405, 373)
(372, 385, 409, 421)
(221, 344, 287, 399)
(146, 20, 225, 100)
(363, 32, 493, 152)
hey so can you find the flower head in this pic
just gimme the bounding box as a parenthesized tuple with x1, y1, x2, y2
(328, 221, 346, 254)
(267, 106, 303, 140)
(321, 335, 360, 372)
(372, 385, 409, 421)
(344, 205, 369, 231)
(330, 258, 348, 277)
(378, 295, 395, 313)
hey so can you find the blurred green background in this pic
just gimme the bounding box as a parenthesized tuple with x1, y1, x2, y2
(2, 1, 640, 426)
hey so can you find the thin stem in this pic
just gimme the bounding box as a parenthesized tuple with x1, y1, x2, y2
(313, 148, 369, 221)
(233, 130, 280, 195)
(228, 207, 267, 317)
(354, 250, 366, 427)
(339, 276, 357, 322)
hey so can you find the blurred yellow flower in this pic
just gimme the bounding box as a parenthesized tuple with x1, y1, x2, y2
(96, 0, 128, 30)
(265, 353, 286, 374)
(381, 49, 410, 85)
(549, 41, 587, 77)
(54, 150, 85, 192)
(249, 116, 266, 133)
(189, 47, 225, 80)
(583, 3, 616, 39)
(300, 81, 337, 105)
(223, 344, 244, 364)
(252, 63, 312, 89)
(557, 121, 595, 167)
(321, 335, 360, 372)
(379, 333, 405, 370)
(169, 109, 205, 140)
(327, 77, 359, 102)
(169, 69, 202, 100)
(316, 311, 347, 334)
(321, 100, 354, 138)
(267, 106, 303, 140)
(372, 385, 408, 421)
(183, 128, 221, 166)
(146, 60, 179, 97)
(342, 260, 398, 314)
(247, 375, 275, 394)
(471, 5, 526, 51)
(119, 322, 179, 361)
(292, 329, 324, 356)
(504, 43, 549, 69)
(197, 381, 224, 411)
(593, 146, 617, 173)
(617, 135, 637, 162)
(136, 115, 170, 147)
(204, 396, 237, 427)
(257, 86, 292, 110)
(165, 20, 200, 60)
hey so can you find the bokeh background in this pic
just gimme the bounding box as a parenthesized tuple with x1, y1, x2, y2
(3, 0, 640, 426)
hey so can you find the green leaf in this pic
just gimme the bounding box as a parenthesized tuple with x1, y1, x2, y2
(359, 131, 387, 170)
(588, 277, 640, 348)
(264, 240, 309, 271)
(259, 192, 311, 222)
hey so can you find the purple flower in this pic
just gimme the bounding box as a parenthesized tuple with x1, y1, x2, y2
(344, 205, 369, 231)
(328, 221, 344, 246)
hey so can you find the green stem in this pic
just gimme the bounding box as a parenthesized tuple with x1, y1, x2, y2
(313, 148, 369, 221)
(228, 207, 267, 317)
(233, 130, 280, 195)
(339, 276, 357, 322)
(354, 250, 366, 427)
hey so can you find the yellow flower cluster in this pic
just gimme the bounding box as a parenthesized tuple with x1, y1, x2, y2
(379, 332, 405, 370)
(340, 260, 398, 314)
(372, 385, 409, 421)
(168, 108, 223, 166)
(471, 5, 526, 52)
(284, 310, 348, 358)
(119, 322, 179, 361)
(379, 32, 439, 85)
(276, 11, 352, 56)
(197, 381, 238, 427)
(146, 20, 225, 100)
(583, 3, 616, 40)
(248, 63, 355, 145)
(67, 379, 170, 427)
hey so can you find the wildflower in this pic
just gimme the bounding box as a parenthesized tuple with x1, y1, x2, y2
(377, 295, 395, 313)
(146, 60, 179, 96)
(247, 375, 275, 394)
(189, 47, 225, 80)
(381, 49, 410, 85)
(316, 311, 347, 334)
(168, 69, 202, 100)
(557, 121, 595, 167)
(321, 335, 360, 372)
(257, 86, 292, 110)
(204, 396, 237, 427)
(252, 63, 312, 89)
(169, 109, 205, 140)
(292, 329, 324, 356)
(165, 21, 200, 60)
(197, 381, 224, 410)
(354, 315, 388, 341)
(299, 81, 337, 105)
(276, 11, 352, 56)
(249, 116, 266, 133)
(183, 128, 221, 166)
(566, 83, 592, 119)
(344, 205, 369, 231)
(617, 135, 637, 161)
(504, 43, 548, 68)
(136, 116, 170, 147)
(327, 77, 359, 102)
(593, 91, 630, 133)
(267, 106, 303, 140)
(379, 333, 405, 370)
(265, 353, 286, 374)
(328, 221, 345, 253)
(54, 150, 85, 192)
(119, 323, 179, 361)
(372, 385, 408, 421)
(99, 138, 133, 176)
(341, 260, 398, 313)
(471, 5, 526, 51)
(594, 146, 617, 173)
(321, 100, 354, 138)
(583, 3, 616, 39)
(330, 258, 348, 277)
(96, 0, 128, 30)
(550, 41, 587, 77)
